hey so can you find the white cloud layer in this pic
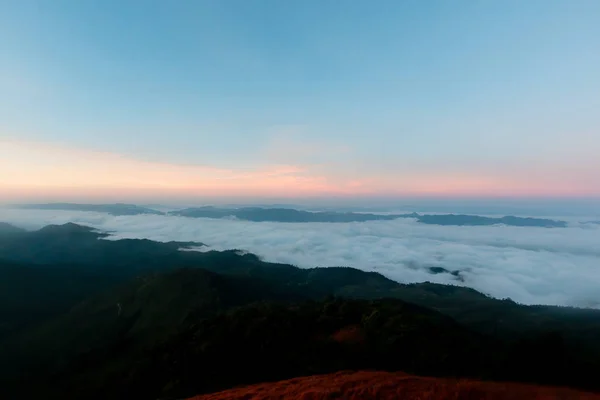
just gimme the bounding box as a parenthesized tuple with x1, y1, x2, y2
(1, 208, 600, 308)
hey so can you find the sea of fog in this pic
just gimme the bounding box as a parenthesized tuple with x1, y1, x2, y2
(1, 206, 600, 308)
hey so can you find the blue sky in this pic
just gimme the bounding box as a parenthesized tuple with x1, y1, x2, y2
(1, 0, 599, 200)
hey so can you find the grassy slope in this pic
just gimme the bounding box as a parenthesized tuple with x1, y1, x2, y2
(188, 371, 600, 400)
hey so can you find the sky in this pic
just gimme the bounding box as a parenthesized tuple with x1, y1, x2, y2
(1, 0, 599, 202)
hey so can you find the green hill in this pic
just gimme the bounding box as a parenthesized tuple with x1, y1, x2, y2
(47, 298, 492, 400)
(0, 223, 203, 274)
(0, 267, 304, 385)
(0, 222, 25, 236)
(0, 260, 121, 340)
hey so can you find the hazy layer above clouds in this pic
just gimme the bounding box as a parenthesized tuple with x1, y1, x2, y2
(1, 208, 599, 308)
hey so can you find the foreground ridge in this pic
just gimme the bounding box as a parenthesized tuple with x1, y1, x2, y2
(188, 371, 600, 400)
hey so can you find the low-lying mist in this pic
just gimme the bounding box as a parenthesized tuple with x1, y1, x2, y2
(1, 208, 599, 308)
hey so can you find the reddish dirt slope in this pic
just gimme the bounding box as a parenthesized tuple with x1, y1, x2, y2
(188, 371, 600, 400)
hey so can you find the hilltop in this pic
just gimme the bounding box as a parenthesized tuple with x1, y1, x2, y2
(0, 222, 203, 271)
(0, 222, 25, 235)
(188, 371, 600, 400)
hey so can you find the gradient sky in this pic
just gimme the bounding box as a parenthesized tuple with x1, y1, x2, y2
(1, 0, 599, 201)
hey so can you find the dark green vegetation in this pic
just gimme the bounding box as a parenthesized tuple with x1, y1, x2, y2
(0, 222, 597, 400)
(0, 222, 203, 272)
(0, 260, 121, 341)
(0, 222, 26, 235)
(14, 203, 164, 216)
(51, 298, 492, 400)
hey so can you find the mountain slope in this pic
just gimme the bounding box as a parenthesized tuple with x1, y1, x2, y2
(0, 259, 121, 340)
(0, 267, 307, 399)
(37, 295, 596, 400)
(1, 223, 598, 342)
(1, 261, 599, 399)
(0, 222, 25, 235)
(1, 223, 600, 398)
(1, 224, 599, 347)
(27, 297, 492, 400)
(0, 223, 203, 273)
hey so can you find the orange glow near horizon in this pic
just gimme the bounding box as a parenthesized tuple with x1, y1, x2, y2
(1, 139, 599, 201)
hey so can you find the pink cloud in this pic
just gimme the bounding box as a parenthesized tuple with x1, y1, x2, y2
(1, 138, 599, 201)
(0, 139, 343, 198)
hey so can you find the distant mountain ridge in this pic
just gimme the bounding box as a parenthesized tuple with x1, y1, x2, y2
(169, 206, 566, 227)
(170, 206, 406, 222)
(11, 203, 568, 227)
(416, 213, 567, 227)
(14, 203, 164, 216)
